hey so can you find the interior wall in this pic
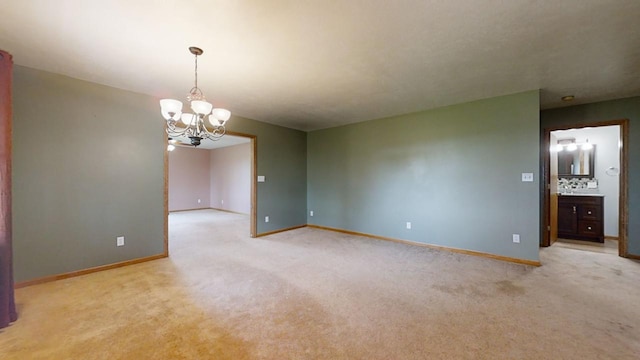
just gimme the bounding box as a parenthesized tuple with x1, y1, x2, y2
(307, 91, 541, 262)
(541, 96, 640, 256)
(12, 66, 308, 282)
(551, 126, 620, 236)
(227, 118, 307, 234)
(209, 143, 251, 214)
(12, 66, 165, 282)
(168, 147, 211, 211)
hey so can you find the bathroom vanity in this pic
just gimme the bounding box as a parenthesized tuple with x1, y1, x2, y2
(557, 194, 604, 243)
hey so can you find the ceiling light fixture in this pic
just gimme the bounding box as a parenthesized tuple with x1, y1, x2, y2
(561, 95, 575, 102)
(160, 47, 231, 147)
(167, 138, 177, 152)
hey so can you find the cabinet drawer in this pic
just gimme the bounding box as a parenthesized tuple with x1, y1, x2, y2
(578, 221, 601, 238)
(579, 205, 600, 220)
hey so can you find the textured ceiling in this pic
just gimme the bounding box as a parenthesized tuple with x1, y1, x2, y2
(1, 1, 639, 131)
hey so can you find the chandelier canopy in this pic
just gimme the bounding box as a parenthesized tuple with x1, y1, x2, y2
(160, 47, 231, 147)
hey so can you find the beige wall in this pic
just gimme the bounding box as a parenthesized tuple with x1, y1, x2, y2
(168, 147, 211, 211)
(169, 143, 251, 214)
(210, 143, 251, 214)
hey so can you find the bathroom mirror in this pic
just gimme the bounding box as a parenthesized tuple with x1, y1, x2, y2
(557, 145, 595, 178)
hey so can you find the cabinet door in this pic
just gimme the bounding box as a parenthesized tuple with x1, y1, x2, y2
(558, 203, 577, 235)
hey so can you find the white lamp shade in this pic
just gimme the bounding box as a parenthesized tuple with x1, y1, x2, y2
(212, 108, 231, 121)
(191, 100, 213, 116)
(181, 113, 195, 127)
(209, 115, 224, 126)
(160, 99, 183, 120)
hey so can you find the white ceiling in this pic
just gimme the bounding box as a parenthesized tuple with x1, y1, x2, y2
(1, 1, 639, 131)
(172, 133, 250, 150)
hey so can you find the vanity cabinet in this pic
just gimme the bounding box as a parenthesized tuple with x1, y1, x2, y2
(557, 195, 604, 243)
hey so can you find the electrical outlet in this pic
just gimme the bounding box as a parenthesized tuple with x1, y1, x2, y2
(512, 234, 520, 243)
(310, 210, 314, 216)
(265, 216, 269, 223)
(197, 199, 201, 204)
(406, 222, 412, 230)
(117, 236, 125, 247)
(521, 173, 534, 182)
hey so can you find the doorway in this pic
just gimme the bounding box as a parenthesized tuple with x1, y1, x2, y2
(163, 132, 258, 256)
(541, 119, 629, 257)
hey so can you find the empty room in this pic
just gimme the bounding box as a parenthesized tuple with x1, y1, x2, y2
(1, 1, 639, 359)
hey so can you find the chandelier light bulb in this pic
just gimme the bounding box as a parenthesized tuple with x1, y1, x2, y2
(181, 113, 195, 127)
(191, 100, 213, 116)
(212, 108, 231, 121)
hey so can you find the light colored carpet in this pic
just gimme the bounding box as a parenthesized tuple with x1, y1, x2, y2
(554, 238, 619, 255)
(1, 209, 638, 359)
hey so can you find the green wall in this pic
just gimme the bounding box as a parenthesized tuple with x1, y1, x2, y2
(12, 66, 166, 282)
(227, 116, 307, 234)
(12, 66, 307, 282)
(540, 96, 640, 256)
(307, 91, 541, 262)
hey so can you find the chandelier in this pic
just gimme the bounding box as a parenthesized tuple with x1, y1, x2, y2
(160, 46, 231, 147)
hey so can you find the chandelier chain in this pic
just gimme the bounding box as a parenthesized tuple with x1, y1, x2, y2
(194, 52, 198, 90)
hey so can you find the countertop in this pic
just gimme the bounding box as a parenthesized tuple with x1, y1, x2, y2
(558, 193, 605, 197)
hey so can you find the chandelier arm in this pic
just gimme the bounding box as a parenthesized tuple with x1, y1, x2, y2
(166, 122, 191, 138)
(200, 120, 226, 140)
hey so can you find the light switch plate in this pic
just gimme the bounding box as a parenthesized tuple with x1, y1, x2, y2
(117, 236, 125, 247)
(521, 173, 534, 182)
(257, 176, 265, 182)
(512, 234, 520, 243)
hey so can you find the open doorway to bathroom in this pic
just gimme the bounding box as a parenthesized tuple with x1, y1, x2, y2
(541, 119, 629, 257)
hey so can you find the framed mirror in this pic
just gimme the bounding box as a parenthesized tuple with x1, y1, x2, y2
(558, 145, 595, 178)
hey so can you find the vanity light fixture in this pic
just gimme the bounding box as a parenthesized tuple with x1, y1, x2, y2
(554, 138, 595, 152)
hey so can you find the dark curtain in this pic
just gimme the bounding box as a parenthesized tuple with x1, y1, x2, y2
(0, 49, 17, 329)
